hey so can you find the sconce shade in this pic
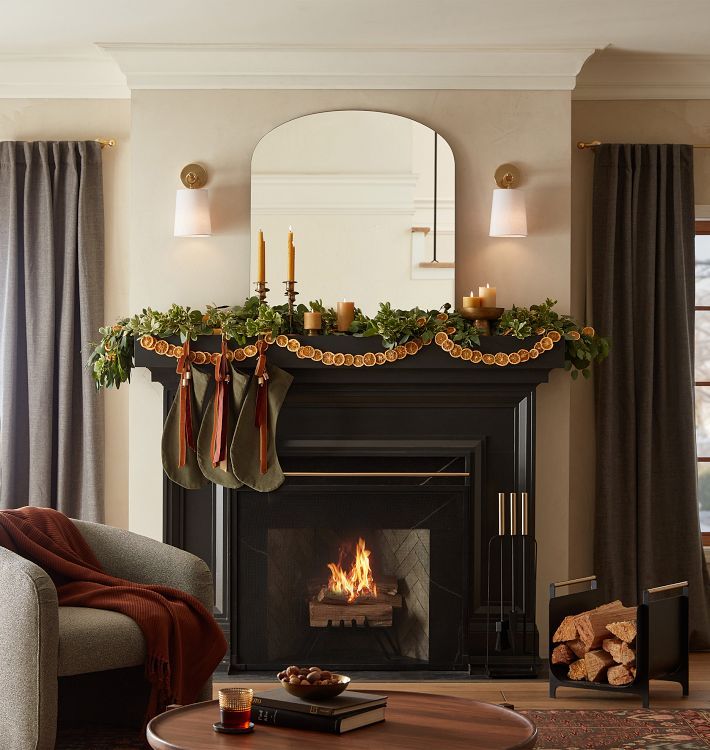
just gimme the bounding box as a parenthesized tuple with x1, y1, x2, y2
(174, 188, 212, 237)
(489, 188, 527, 237)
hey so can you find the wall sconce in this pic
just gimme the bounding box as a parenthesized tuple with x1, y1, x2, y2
(489, 163, 527, 238)
(174, 163, 212, 237)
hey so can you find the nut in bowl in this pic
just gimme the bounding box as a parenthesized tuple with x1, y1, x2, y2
(277, 666, 350, 700)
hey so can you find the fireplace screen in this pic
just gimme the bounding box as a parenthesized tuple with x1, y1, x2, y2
(234, 460, 470, 671)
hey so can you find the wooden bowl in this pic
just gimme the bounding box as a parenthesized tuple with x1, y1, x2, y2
(459, 306, 505, 321)
(280, 674, 350, 701)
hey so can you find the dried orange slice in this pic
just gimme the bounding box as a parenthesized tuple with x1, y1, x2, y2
(333, 353, 345, 367)
(395, 345, 407, 359)
(210, 352, 220, 365)
(363, 352, 376, 366)
(244, 344, 258, 358)
(301, 345, 314, 358)
(415, 316, 427, 327)
(540, 336, 553, 351)
(233, 349, 245, 362)
(518, 349, 529, 362)
(276, 334, 288, 348)
(461, 347, 473, 361)
(495, 352, 509, 367)
(535, 327, 545, 335)
(384, 349, 398, 362)
(405, 341, 419, 355)
(312, 349, 323, 362)
(263, 332, 275, 344)
(441, 339, 455, 352)
(375, 352, 386, 365)
(193, 350, 206, 364)
(472, 350, 483, 363)
(582, 326, 595, 337)
(508, 352, 521, 365)
(548, 330, 561, 343)
(322, 351, 335, 365)
(450, 344, 463, 358)
(140, 335, 155, 350)
(225, 349, 233, 361)
(167, 344, 176, 357)
(446, 326, 456, 335)
(188, 351, 197, 363)
(343, 353, 354, 367)
(534, 342, 544, 352)
(287, 338, 300, 352)
(568, 330, 581, 341)
(482, 353, 495, 365)
(296, 347, 307, 358)
(353, 354, 364, 367)
(434, 331, 449, 346)
(436, 312, 449, 322)
(174, 345, 184, 358)
(528, 348, 539, 359)
(154, 340, 169, 356)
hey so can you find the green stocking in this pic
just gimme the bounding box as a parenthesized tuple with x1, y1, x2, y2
(231, 364, 293, 492)
(161, 367, 210, 490)
(197, 363, 249, 488)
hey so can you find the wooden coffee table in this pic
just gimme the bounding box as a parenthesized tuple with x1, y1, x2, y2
(147, 690, 537, 750)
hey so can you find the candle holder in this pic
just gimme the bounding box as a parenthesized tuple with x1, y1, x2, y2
(460, 306, 504, 336)
(284, 280, 298, 331)
(254, 281, 269, 303)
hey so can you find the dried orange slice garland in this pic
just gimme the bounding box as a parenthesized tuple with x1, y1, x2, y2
(138, 326, 579, 368)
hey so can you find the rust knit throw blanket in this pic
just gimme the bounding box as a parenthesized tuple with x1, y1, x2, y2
(0, 507, 226, 716)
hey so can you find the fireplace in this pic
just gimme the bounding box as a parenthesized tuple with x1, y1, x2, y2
(137, 335, 563, 673)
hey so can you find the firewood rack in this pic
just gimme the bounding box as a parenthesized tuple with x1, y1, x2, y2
(548, 575, 689, 707)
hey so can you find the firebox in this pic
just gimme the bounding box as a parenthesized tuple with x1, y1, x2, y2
(234, 445, 471, 670)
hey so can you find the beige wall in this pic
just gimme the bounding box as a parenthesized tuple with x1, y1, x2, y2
(129, 89, 574, 641)
(570, 99, 710, 578)
(0, 99, 131, 530)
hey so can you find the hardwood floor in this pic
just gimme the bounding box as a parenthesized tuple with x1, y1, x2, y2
(214, 652, 710, 710)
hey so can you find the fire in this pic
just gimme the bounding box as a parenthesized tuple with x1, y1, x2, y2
(327, 537, 378, 603)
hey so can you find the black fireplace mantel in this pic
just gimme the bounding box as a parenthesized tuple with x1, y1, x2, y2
(136, 335, 564, 673)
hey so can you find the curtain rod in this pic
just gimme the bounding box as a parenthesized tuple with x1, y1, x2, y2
(577, 140, 710, 150)
(95, 138, 116, 149)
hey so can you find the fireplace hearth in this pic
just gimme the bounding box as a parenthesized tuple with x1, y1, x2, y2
(136, 335, 563, 674)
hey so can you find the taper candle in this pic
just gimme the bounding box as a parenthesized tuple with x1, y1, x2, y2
(462, 291, 482, 309)
(257, 230, 266, 284)
(498, 492, 506, 536)
(479, 283, 497, 307)
(521, 492, 529, 535)
(288, 226, 295, 282)
(509, 492, 517, 535)
(337, 300, 355, 332)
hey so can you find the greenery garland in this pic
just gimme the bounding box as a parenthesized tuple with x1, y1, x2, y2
(88, 297, 609, 390)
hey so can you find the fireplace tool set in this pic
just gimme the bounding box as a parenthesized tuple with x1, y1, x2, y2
(484, 492, 538, 678)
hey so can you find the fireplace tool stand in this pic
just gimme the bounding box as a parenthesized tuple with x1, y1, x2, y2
(483, 492, 538, 678)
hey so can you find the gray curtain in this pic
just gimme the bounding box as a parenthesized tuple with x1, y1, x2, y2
(0, 141, 104, 521)
(592, 143, 710, 648)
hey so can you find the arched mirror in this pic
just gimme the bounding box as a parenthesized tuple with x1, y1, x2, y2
(251, 111, 455, 316)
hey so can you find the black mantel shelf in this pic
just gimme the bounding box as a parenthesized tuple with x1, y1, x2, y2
(135, 333, 565, 385)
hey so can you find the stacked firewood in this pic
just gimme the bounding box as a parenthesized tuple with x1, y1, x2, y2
(551, 600, 638, 685)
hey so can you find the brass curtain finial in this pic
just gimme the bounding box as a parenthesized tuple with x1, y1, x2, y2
(95, 138, 116, 149)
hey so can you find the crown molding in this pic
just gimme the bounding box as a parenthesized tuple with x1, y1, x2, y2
(574, 51, 710, 100)
(0, 51, 128, 99)
(99, 42, 596, 91)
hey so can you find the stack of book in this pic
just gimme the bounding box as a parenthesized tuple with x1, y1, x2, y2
(251, 688, 387, 734)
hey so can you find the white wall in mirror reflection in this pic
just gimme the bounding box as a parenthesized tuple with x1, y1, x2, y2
(251, 111, 454, 316)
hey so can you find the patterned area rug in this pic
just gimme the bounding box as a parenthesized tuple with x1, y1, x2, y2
(55, 709, 710, 749)
(522, 709, 710, 749)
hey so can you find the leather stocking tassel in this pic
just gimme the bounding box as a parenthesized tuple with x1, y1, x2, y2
(254, 339, 270, 475)
(211, 338, 231, 469)
(176, 340, 195, 468)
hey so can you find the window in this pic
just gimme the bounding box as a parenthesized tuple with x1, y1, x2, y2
(695, 217, 710, 544)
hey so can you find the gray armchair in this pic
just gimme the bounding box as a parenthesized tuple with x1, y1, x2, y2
(0, 519, 215, 750)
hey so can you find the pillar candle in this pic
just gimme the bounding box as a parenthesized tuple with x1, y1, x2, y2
(462, 291, 482, 309)
(288, 226, 295, 282)
(257, 230, 265, 283)
(479, 283, 497, 307)
(337, 300, 355, 332)
(303, 311, 322, 331)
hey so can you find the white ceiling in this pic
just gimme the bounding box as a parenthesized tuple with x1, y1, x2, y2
(1, 0, 710, 97)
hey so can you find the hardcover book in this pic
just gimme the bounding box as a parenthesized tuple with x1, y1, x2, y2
(251, 705, 386, 734)
(251, 688, 387, 717)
